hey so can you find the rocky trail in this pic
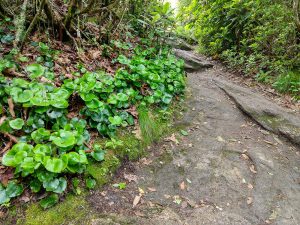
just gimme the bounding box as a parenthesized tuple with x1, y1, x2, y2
(82, 50, 300, 225)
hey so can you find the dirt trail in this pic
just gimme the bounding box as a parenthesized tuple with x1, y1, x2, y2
(89, 56, 300, 225)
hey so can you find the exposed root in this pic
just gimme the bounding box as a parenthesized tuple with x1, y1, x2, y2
(3, 133, 18, 143)
(1, 141, 13, 154)
(7, 98, 16, 118)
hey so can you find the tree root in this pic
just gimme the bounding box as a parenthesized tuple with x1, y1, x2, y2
(1, 141, 13, 154)
(3, 133, 18, 144)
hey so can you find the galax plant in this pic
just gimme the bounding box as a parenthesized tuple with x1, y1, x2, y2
(0, 41, 185, 208)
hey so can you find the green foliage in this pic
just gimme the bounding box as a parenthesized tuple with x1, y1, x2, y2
(0, 42, 185, 207)
(273, 71, 300, 99)
(0, 181, 23, 205)
(39, 194, 59, 209)
(178, 0, 300, 98)
(112, 182, 127, 190)
(131, 1, 176, 48)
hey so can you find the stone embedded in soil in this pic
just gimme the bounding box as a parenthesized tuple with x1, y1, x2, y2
(215, 78, 300, 146)
(173, 49, 213, 72)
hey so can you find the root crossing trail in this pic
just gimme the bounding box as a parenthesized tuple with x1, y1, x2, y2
(90, 51, 300, 225)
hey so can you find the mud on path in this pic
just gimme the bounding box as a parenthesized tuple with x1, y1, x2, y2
(86, 53, 300, 225)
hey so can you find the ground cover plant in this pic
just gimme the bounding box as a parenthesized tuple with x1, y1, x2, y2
(0, 1, 185, 210)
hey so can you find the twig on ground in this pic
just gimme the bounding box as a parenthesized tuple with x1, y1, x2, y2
(1, 141, 13, 154)
(3, 68, 26, 78)
(7, 98, 16, 118)
(3, 133, 18, 143)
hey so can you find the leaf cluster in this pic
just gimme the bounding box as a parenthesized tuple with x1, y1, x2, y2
(0, 43, 185, 207)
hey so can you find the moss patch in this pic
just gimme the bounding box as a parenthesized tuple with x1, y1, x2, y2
(18, 194, 88, 225)
(87, 153, 120, 186)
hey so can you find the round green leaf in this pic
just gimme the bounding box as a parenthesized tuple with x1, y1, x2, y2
(162, 94, 172, 104)
(79, 93, 97, 102)
(2, 143, 33, 167)
(0, 189, 10, 204)
(51, 130, 76, 148)
(91, 148, 105, 162)
(14, 90, 33, 103)
(43, 177, 67, 193)
(12, 78, 29, 88)
(86, 99, 104, 109)
(5, 181, 23, 198)
(51, 99, 69, 109)
(85, 178, 96, 189)
(39, 194, 59, 209)
(30, 179, 42, 193)
(108, 116, 123, 126)
(30, 96, 51, 106)
(43, 155, 68, 173)
(20, 157, 41, 174)
(51, 88, 70, 99)
(26, 63, 45, 79)
(9, 118, 24, 130)
(31, 128, 51, 143)
(116, 93, 129, 102)
(33, 144, 52, 156)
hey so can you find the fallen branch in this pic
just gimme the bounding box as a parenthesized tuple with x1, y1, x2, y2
(7, 98, 16, 118)
(1, 141, 13, 154)
(3, 68, 25, 78)
(3, 133, 18, 143)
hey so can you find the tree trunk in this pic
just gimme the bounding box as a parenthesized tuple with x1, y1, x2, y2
(294, 0, 300, 32)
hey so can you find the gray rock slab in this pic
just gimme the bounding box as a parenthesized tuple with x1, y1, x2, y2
(215, 78, 300, 146)
(174, 49, 213, 72)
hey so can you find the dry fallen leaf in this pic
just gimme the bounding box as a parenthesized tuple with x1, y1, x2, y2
(249, 165, 257, 174)
(247, 183, 254, 189)
(181, 201, 188, 208)
(241, 153, 250, 160)
(147, 187, 156, 192)
(138, 187, 145, 195)
(217, 136, 225, 142)
(187, 199, 197, 208)
(132, 126, 142, 140)
(133, 195, 142, 208)
(179, 181, 186, 190)
(164, 194, 171, 199)
(247, 197, 253, 205)
(124, 173, 138, 183)
(140, 158, 152, 165)
(165, 134, 179, 145)
(134, 211, 145, 217)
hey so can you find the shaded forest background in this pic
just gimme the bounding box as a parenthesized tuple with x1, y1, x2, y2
(178, 0, 300, 99)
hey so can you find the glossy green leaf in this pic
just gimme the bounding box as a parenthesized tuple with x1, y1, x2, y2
(26, 63, 45, 79)
(43, 177, 67, 193)
(108, 116, 123, 126)
(2, 143, 33, 167)
(5, 181, 23, 198)
(39, 194, 59, 209)
(9, 118, 24, 130)
(43, 155, 68, 173)
(50, 130, 76, 148)
(85, 178, 96, 189)
(31, 128, 51, 143)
